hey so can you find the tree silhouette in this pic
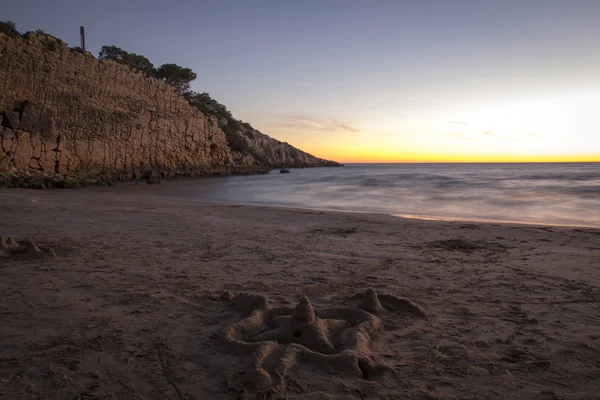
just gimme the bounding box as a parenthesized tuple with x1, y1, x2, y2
(154, 64, 197, 96)
(98, 45, 154, 75)
(0, 20, 19, 37)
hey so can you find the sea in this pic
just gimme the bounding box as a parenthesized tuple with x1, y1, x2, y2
(135, 163, 600, 228)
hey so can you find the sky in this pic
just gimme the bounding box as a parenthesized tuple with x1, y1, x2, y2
(3, 0, 600, 162)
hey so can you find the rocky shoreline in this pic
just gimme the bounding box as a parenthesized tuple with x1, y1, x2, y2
(0, 165, 274, 189)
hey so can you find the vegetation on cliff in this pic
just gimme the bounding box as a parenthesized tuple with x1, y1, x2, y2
(94, 43, 260, 155)
(0, 21, 19, 37)
(1, 21, 341, 179)
(2, 21, 244, 142)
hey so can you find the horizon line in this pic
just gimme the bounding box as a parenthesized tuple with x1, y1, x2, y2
(335, 161, 600, 164)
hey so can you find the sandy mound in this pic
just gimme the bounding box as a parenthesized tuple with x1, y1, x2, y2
(0, 236, 52, 258)
(353, 288, 427, 318)
(357, 287, 383, 315)
(219, 288, 426, 394)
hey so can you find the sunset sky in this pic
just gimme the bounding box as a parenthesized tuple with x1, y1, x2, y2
(5, 0, 600, 162)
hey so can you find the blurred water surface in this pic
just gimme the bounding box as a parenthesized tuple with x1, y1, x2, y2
(126, 163, 600, 227)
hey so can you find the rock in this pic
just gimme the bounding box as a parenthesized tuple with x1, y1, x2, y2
(1, 110, 20, 130)
(1, 129, 15, 154)
(279, 168, 290, 174)
(232, 123, 343, 168)
(18, 101, 46, 135)
(0, 236, 6, 249)
(53, 179, 79, 189)
(0, 33, 235, 184)
(0, 32, 340, 185)
(0, 156, 10, 171)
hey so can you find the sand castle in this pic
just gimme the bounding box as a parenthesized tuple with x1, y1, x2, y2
(0, 236, 48, 258)
(220, 288, 427, 395)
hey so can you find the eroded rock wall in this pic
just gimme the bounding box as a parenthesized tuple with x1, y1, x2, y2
(227, 124, 343, 168)
(0, 32, 255, 185)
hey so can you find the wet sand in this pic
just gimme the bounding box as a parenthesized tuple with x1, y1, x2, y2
(0, 187, 599, 399)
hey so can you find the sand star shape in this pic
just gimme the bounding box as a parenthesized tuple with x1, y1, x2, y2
(218, 288, 426, 394)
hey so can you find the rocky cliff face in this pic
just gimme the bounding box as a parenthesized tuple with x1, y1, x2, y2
(0, 32, 339, 187)
(225, 122, 342, 168)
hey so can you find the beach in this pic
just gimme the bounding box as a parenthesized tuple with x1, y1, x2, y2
(1, 187, 599, 399)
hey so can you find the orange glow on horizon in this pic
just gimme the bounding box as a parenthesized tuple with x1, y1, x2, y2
(302, 138, 599, 164)
(316, 152, 600, 164)
(301, 138, 599, 164)
(262, 93, 600, 164)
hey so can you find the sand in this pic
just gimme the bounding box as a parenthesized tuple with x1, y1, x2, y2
(0, 186, 599, 399)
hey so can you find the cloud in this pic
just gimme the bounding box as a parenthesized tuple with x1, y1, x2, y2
(370, 132, 394, 137)
(445, 133, 473, 140)
(268, 114, 359, 133)
(446, 131, 517, 141)
(482, 131, 516, 140)
(524, 131, 544, 138)
(449, 121, 469, 125)
(336, 122, 359, 133)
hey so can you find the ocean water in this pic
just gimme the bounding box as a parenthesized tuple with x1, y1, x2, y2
(142, 163, 600, 227)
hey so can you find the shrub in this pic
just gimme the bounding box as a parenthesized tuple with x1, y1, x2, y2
(0, 20, 19, 37)
(98, 45, 154, 75)
(43, 37, 59, 52)
(224, 130, 251, 153)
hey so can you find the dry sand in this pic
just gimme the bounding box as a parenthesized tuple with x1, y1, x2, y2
(0, 186, 599, 399)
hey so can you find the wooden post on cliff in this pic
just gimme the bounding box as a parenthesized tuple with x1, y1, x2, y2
(80, 26, 86, 51)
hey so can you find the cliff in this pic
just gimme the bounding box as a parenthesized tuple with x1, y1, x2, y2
(0, 31, 339, 187)
(223, 120, 342, 168)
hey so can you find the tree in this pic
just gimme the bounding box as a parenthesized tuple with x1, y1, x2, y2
(98, 45, 154, 75)
(98, 45, 129, 62)
(0, 20, 19, 37)
(126, 53, 154, 75)
(186, 92, 233, 118)
(154, 63, 197, 96)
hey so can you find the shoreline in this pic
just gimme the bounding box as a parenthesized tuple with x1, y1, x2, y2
(1, 188, 599, 399)
(80, 181, 600, 230)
